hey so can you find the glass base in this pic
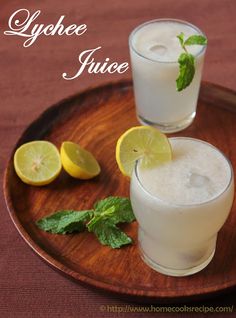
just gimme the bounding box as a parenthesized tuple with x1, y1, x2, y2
(140, 248, 215, 277)
(137, 112, 196, 133)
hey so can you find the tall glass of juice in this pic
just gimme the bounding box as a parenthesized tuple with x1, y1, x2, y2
(129, 19, 207, 133)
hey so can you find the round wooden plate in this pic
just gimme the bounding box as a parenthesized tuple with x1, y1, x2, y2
(3, 80, 236, 302)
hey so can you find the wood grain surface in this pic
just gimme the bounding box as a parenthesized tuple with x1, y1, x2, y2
(4, 80, 236, 302)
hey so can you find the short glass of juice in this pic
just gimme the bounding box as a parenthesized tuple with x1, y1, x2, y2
(129, 19, 207, 133)
(130, 137, 234, 276)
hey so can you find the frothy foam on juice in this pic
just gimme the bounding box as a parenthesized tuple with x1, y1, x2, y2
(132, 21, 203, 62)
(138, 138, 231, 205)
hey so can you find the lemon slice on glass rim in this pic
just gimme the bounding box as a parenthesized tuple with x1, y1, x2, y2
(14, 140, 62, 186)
(60, 141, 101, 179)
(116, 126, 172, 177)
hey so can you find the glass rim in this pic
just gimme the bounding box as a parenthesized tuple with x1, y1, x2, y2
(129, 18, 207, 64)
(134, 137, 234, 207)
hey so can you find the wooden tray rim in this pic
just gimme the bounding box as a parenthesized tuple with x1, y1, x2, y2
(3, 80, 236, 301)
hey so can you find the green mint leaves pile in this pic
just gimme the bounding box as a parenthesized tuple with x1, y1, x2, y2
(36, 197, 135, 249)
(176, 32, 207, 92)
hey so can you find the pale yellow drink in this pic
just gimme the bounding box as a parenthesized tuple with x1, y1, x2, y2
(129, 19, 207, 133)
(130, 137, 234, 276)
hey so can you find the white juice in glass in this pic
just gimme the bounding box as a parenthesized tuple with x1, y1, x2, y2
(129, 19, 207, 133)
(130, 138, 234, 276)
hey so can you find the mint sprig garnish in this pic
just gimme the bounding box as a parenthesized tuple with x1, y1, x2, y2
(176, 53, 195, 93)
(184, 35, 207, 46)
(176, 32, 207, 92)
(36, 210, 94, 234)
(36, 197, 135, 249)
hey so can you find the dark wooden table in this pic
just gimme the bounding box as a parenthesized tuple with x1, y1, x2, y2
(1, 1, 236, 317)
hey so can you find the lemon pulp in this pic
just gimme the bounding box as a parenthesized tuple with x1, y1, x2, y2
(14, 141, 62, 186)
(116, 126, 172, 177)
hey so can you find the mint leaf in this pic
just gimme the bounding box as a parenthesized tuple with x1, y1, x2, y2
(176, 53, 195, 92)
(88, 218, 132, 248)
(36, 196, 135, 249)
(177, 32, 185, 49)
(184, 35, 207, 46)
(87, 197, 135, 248)
(87, 206, 116, 232)
(36, 210, 93, 234)
(94, 196, 135, 223)
(176, 32, 207, 91)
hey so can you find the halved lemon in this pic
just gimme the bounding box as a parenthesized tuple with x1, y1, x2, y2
(116, 126, 172, 177)
(60, 141, 101, 179)
(14, 141, 62, 186)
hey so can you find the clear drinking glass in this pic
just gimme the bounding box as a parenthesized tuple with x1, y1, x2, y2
(129, 19, 207, 133)
(130, 137, 234, 276)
